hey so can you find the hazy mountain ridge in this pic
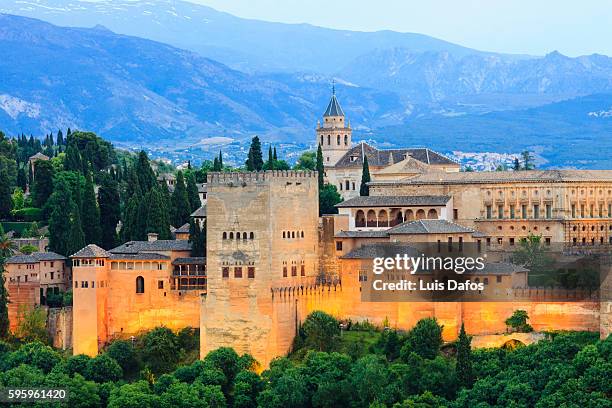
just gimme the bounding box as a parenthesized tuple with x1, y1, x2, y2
(0, 0, 485, 74)
(0, 14, 405, 144)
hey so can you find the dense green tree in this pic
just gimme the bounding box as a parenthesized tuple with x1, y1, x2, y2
(319, 184, 342, 216)
(16, 167, 27, 190)
(11, 187, 25, 211)
(0, 224, 16, 339)
(121, 194, 141, 242)
(86, 354, 123, 383)
(513, 157, 521, 171)
(145, 188, 171, 240)
(64, 143, 82, 172)
(32, 160, 55, 208)
(56, 129, 64, 146)
(140, 327, 179, 374)
(218, 151, 223, 170)
(456, 323, 474, 388)
(266, 146, 274, 170)
(98, 176, 121, 249)
(400, 318, 443, 360)
(245, 136, 264, 171)
(294, 151, 316, 171)
(360, 155, 371, 196)
(0, 169, 12, 219)
(62, 354, 91, 377)
(316, 144, 324, 189)
(135, 151, 157, 193)
(171, 171, 191, 227)
(301, 311, 341, 352)
(47, 179, 84, 256)
(185, 172, 201, 212)
(189, 220, 206, 257)
(505, 310, 533, 333)
(81, 172, 101, 245)
(106, 340, 138, 376)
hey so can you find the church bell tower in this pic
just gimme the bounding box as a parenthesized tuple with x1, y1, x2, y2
(316, 86, 352, 166)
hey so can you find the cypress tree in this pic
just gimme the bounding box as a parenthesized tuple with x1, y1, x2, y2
(16, 168, 27, 191)
(316, 144, 324, 189)
(171, 172, 191, 227)
(360, 155, 371, 196)
(267, 146, 274, 170)
(122, 195, 141, 242)
(32, 160, 55, 208)
(82, 172, 101, 245)
(218, 151, 223, 170)
(136, 151, 157, 193)
(0, 169, 12, 219)
(67, 205, 85, 257)
(273, 147, 277, 161)
(189, 219, 206, 257)
(48, 179, 79, 256)
(98, 176, 120, 249)
(245, 136, 263, 171)
(457, 323, 474, 388)
(64, 143, 82, 172)
(513, 158, 521, 171)
(0, 224, 12, 339)
(146, 188, 171, 239)
(185, 172, 201, 212)
(56, 129, 64, 146)
(213, 157, 220, 172)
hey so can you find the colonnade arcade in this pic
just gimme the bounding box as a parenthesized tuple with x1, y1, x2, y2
(354, 207, 440, 228)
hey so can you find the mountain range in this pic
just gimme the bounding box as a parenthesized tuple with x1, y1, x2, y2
(0, 0, 612, 168)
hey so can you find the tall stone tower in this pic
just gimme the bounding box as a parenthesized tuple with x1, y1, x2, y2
(316, 87, 352, 166)
(201, 171, 320, 367)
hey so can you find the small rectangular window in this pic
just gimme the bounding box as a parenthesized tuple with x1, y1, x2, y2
(533, 205, 539, 219)
(496, 276, 502, 283)
(222, 267, 229, 278)
(522, 205, 527, 219)
(283, 266, 287, 278)
(234, 267, 242, 278)
(509, 238, 515, 246)
(486, 206, 492, 219)
(546, 204, 552, 219)
(453, 209, 458, 220)
(158, 280, 164, 289)
(336, 241, 343, 251)
(300, 264, 305, 276)
(510, 205, 515, 219)
(498, 205, 504, 219)
(291, 265, 297, 277)
(248, 267, 255, 279)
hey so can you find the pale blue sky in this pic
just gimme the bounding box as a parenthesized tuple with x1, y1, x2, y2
(192, 0, 612, 56)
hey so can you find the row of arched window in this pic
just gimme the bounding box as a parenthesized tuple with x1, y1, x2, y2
(355, 208, 438, 228)
(282, 260, 306, 277)
(222, 231, 255, 240)
(282, 231, 305, 239)
(320, 134, 349, 146)
(339, 180, 356, 191)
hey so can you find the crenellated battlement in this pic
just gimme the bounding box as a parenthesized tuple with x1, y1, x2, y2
(207, 170, 318, 186)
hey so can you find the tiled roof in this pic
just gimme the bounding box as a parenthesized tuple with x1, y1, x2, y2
(110, 240, 192, 254)
(336, 195, 451, 208)
(108, 253, 170, 260)
(71, 244, 110, 258)
(172, 257, 206, 265)
(29, 152, 49, 161)
(323, 93, 344, 117)
(371, 170, 612, 186)
(31, 252, 66, 261)
(387, 220, 475, 235)
(191, 205, 207, 217)
(175, 223, 190, 234)
(340, 243, 420, 259)
(335, 230, 390, 238)
(334, 142, 457, 169)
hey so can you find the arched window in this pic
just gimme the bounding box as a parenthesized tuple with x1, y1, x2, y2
(320, 135, 324, 145)
(378, 210, 389, 227)
(416, 209, 426, 220)
(136, 276, 144, 294)
(337, 135, 341, 145)
(345, 180, 350, 191)
(327, 135, 331, 145)
(339, 183, 342, 191)
(405, 209, 414, 221)
(235, 232, 240, 240)
(283, 231, 286, 238)
(367, 210, 377, 227)
(229, 232, 234, 239)
(242, 232, 247, 240)
(427, 209, 438, 219)
(250, 232, 254, 239)
(344, 135, 348, 145)
(355, 210, 366, 227)
(292, 231, 295, 238)
(223, 232, 227, 240)
(301, 231, 304, 238)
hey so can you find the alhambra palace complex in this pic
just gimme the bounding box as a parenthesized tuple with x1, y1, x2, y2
(5, 93, 612, 367)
